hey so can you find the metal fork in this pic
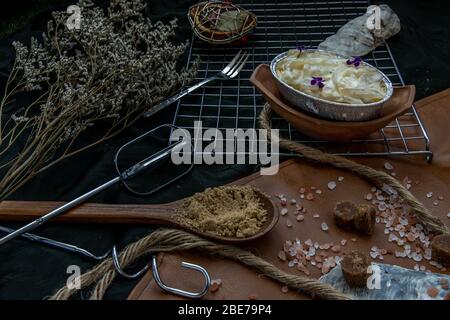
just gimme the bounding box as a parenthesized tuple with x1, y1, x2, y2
(143, 50, 250, 118)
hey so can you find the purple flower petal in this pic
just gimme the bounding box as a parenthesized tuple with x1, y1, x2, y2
(318, 82, 324, 89)
(297, 45, 305, 52)
(310, 79, 317, 85)
(346, 59, 352, 65)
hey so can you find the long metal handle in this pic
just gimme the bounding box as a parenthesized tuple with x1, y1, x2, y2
(0, 177, 121, 246)
(143, 77, 216, 118)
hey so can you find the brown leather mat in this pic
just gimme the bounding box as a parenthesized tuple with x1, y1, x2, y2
(128, 89, 450, 300)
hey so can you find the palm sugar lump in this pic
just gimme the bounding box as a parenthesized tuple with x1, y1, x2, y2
(176, 185, 268, 238)
(334, 201, 359, 229)
(432, 235, 450, 267)
(354, 204, 376, 235)
(341, 250, 371, 288)
(334, 201, 375, 235)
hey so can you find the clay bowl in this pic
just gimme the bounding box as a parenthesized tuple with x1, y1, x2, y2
(250, 64, 416, 142)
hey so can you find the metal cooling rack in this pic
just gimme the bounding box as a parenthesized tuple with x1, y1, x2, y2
(172, 0, 433, 161)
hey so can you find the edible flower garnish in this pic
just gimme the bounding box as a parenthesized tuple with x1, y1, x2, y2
(346, 56, 362, 67)
(297, 44, 306, 52)
(296, 45, 306, 58)
(310, 76, 325, 88)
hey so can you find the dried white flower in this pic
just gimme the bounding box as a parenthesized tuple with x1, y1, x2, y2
(0, 0, 198, 199)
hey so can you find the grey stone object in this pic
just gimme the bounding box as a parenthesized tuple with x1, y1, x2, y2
(318, 4, 401, 57)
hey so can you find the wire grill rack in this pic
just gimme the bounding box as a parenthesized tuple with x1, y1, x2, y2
(172, 0, 433, 161)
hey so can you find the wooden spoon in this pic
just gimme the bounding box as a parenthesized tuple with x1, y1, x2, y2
(0, 190, 279, 244)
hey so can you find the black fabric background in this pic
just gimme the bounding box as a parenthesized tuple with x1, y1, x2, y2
(0, 0, 449, 299)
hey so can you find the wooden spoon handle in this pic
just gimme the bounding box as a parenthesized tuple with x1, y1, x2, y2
(0, 201, 177, 225)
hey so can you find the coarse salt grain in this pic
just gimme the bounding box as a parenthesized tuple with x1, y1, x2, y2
(248, 293, 258, 300)
(366, 193, 373, 201)
(426, 192, 433, 198)
(313, 214, 320, 219)
(433, 200, 439, 206)
(384, 162, 394, 170)
(286, 219, 293, 228)
(306, 193, 314, 201)
(281, 208, 288, 216)
(338, 176, 344, 182)
(315, 189, 322, 195)
(327, 181, 337, 190)
(281, 286, 289, 293)
(341, 239, 347, 246)
(210, 282, 220, 293)
(296, 215, 304, 222)
(278, 251, 287, 261)
(427, 287, 439, 298)
(331, 245, 340, 253)
(447, 212, 450, 218)
(321, 222, 329, 231)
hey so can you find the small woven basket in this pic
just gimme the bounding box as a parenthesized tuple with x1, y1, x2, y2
(188, 1, 257, 44)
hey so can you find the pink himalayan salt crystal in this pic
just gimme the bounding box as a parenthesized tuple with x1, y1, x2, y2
(278, 250, 287, 261)
(281, 286, 289, 293)
(306, 193, 315, 201)
(331, 245, 341, 253)
(340, 239, 347, 246)
(327, 181, 337, 190)
(384, 162, 394, 170)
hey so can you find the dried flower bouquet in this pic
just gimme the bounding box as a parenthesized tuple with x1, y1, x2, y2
(0, 0, 198, 199)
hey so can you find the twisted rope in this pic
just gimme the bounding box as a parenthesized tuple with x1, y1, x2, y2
(259, 104, 449, 236)
(50, 228, 350, 300)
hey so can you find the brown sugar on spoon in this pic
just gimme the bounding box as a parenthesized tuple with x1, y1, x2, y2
(341, 251, 371, 288)
(176, 185, 268, 238)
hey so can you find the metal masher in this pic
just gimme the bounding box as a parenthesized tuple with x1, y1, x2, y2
(0, 124, 193, 245)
